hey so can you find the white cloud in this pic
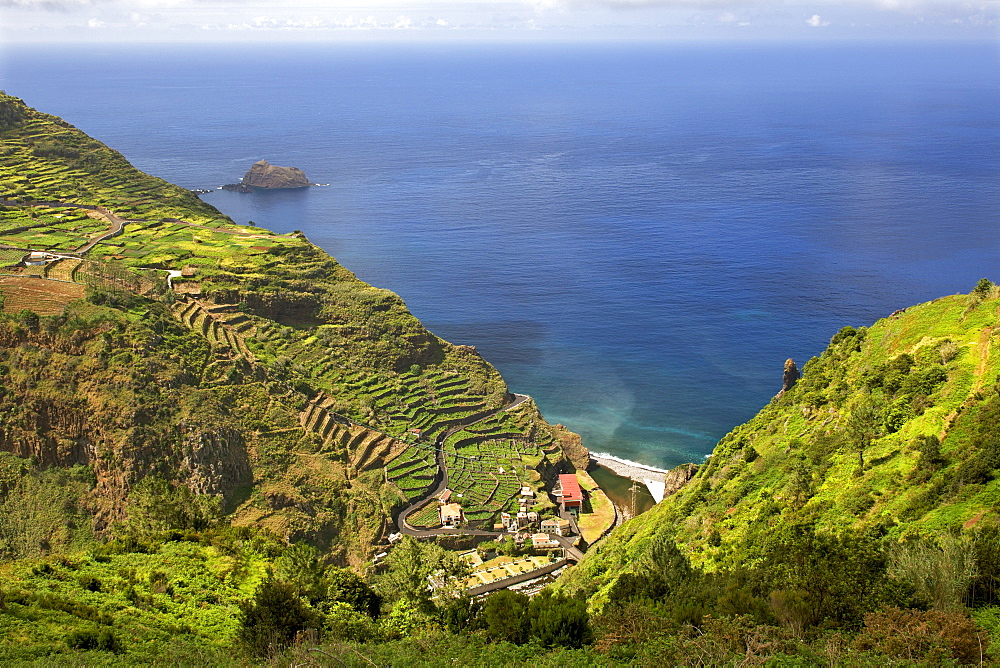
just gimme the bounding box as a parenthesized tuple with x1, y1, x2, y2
(86, 16, 104, 26)
(1, 0, 996, 40)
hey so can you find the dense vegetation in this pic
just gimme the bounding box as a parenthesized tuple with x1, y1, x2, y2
(556, 282, 1000, 664)
(1, 91, 997, 664)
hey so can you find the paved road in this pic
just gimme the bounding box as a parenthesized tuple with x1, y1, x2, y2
(74, 207, 129, 253)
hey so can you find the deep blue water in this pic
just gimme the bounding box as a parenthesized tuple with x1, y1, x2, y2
(2, 42, 998, 470)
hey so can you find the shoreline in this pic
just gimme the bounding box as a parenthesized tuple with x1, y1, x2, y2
(589, 452, 671, 503)
(589, 452, 669, 482)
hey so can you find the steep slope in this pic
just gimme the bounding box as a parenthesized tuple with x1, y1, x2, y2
(561, 285, 999, 600)
(0, 91, 584, 565)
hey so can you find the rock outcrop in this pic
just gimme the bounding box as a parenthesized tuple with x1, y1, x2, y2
(662, 462, 698, 496)
(239, 160, 310, 189)
(776, 357, 799, 397)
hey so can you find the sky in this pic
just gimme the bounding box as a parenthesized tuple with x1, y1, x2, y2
(0, 0, 997, 43)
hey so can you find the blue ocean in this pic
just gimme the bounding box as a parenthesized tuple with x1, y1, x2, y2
(2, 42, 998, 470)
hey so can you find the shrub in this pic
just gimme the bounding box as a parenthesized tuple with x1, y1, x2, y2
(66, 628, 120, 653)
(854, 607, 986, 665)
(889, 534, 978, 611)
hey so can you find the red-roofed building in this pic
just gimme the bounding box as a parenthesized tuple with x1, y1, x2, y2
(557, 474, 583, 514)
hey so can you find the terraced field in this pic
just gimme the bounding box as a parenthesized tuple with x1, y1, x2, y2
(0, 249, 26, 267)
(406, 501, 443, 529)
(0, 276, 84, 315)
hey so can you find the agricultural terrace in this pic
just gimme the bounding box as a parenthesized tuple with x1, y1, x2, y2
(439, 403, 560, 526)
(0, 95, 221, 223)
(0, 91, 572, 545)
(0, 204, 110, 251)
(404, 500, 444, 530)
(0, 276, 84, 315)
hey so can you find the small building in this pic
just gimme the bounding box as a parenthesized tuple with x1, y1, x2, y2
(516, 510, 539, 529)
(439, 489, 452, 504)
(557, 473, 584, 514)
(501, 511, 518, 532)
(520, 486, 534, 498)
(24, 251, 53, 266)
(440, 503, 463, 528)
(541, 517, 571, 536)
(531, 533, 561, 550)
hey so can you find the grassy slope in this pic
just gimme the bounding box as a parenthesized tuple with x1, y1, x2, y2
(560, 289, 999, 602)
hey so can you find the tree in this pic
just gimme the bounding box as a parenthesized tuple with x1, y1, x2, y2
(481, 589, 530, 644)
(237, 578, 317, 658)
(846, 395, 884, 471)
(116, 476, 221, 537)
(437, 594, 482, 635)
(274, 543, 327, 604)
(374, 536, 433, 607)
(972, 277, 995, 298)
(527, 590, 593, 648)
(17, 309, 38, 332)
(326, 568, 381, 618)
(760, 523, 896, 631)
(374, 536, 466, 609)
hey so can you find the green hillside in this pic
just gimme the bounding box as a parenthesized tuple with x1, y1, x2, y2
(0, 89, 585, 568)
(552, 284, 999, 661)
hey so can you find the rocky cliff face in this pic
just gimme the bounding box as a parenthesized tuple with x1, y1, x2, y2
(241, 160, 310, 189)
(662, 462, 698, 496)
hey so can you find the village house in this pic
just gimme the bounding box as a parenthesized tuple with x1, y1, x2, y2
(440, 502, 463, 528)
(540, 517, 571, 536)
(518, 510, 538, 528)
(24, 251, 56, 266)
(500, 510, 539, 533)
(531, 533, 561, 550)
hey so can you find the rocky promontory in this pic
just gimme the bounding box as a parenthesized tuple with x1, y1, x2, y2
(222, 160, 311, 192)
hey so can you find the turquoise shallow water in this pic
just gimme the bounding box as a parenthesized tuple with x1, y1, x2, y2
(2, 42, 998, 469)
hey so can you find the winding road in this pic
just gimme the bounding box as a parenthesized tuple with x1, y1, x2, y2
(391, 390, 588, 563)
(395, 392, 530, 535)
